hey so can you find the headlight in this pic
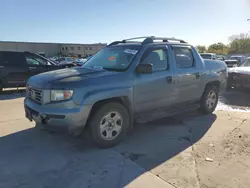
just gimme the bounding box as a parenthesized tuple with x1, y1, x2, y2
(51, 90, 74, 102)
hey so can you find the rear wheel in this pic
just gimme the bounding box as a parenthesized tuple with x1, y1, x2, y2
(89, 102, 130, 148)
(199, 85, 219, 114)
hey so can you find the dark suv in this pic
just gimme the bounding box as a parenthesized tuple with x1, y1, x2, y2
(0, 51, 70, 91)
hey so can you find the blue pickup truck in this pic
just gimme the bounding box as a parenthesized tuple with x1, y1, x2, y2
(24, 37, 227, 148)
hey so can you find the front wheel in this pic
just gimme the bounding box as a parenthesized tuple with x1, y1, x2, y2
(89, 102, 130, 148)
(199, 85, 219, 114)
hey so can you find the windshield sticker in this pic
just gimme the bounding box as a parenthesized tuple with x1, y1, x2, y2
(109, 56, 116, 61)
(124, 49, 138, 55)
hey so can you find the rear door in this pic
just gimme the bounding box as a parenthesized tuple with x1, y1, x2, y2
(0, 51, 28, 87)
(171, 45, 204, 104)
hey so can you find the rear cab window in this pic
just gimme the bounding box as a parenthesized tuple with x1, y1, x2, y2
(172, 46, 195, 69)
(200, 54, 212, 59)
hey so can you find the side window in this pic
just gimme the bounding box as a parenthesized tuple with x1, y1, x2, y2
(25, 53, 47, 66)
(173, 47, 194, 69)
(141, 48, 168, 71)
(2, 52, 25, 65)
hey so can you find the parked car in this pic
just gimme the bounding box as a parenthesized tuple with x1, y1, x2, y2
(227, 57, 250, 89)
(200, 53, 217, 60)
(0, 51, 74, 91)
(216, 55, 226, 61)
(225, 55, 246, 67)
(73, 58, 88, 66)
(24, 36, 227, 148)
(54, 57, 76, 64)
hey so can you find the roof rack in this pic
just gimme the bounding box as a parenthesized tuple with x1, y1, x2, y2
(108, 36, 187, 46)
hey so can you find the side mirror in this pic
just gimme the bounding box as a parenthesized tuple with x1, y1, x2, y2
(136, 63, 153, 74)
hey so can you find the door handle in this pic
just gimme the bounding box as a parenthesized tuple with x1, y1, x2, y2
(29, 67, 37, 70)
(166, 76, 172, 84)
(194, 72, 201, 79)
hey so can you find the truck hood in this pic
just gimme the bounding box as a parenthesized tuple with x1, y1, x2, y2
(228, 67, 250, 75)
(28, 67, 113, 88)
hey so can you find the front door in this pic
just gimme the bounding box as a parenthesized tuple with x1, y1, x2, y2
(171, 45, 204, 104)
(24, 52, 49, 78)
(134, 46, 176, 114)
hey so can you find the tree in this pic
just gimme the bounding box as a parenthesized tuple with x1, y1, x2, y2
(228, 33, 250, 54)
(207, 42, 228, 55)
(196, 45, 207, 53)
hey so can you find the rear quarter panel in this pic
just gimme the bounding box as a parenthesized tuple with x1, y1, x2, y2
(204, 59, 228, 91)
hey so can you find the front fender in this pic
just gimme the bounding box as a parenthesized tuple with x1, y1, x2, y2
(77, 86, 133, 106)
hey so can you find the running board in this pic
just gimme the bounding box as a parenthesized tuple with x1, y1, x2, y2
(135, 103, 200, 124)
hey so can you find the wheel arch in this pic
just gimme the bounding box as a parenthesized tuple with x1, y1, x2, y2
(205, 80, 220, 90)
(85, 96, 133, 129)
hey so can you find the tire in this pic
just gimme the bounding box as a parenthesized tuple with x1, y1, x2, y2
(199, 85, 219, 114)
(89, 102, 130, 148)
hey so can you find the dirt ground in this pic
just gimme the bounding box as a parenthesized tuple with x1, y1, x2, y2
(0, 89, 249, 188)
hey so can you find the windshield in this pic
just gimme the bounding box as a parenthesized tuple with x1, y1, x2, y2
(82, 46, 140, 71)
(240, 59, 250, 67)
(200, 54, 212, 59)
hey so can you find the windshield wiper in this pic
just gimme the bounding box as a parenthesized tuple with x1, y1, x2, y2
(102, 67, 125, 72)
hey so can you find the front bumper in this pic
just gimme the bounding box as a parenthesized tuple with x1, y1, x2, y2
(24, 98, 92, 133)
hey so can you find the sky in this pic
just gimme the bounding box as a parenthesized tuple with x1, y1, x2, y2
(0, 0, 250, 46)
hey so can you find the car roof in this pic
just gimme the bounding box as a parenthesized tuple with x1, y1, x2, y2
(108, 36, 192, 48)
(231, 55, 245, 57)
(0, 50, 25, 53)
(111, 42, 192, 48)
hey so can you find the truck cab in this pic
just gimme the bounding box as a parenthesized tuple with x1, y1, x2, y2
(24, 36, 228, 148)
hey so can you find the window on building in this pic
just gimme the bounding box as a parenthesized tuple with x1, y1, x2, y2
(78, 47, 81, 50)
(65, 47, 68, 50)
(62, 47, 64, 51)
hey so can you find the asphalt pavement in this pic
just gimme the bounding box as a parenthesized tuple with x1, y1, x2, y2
(0, 89, 249, 188)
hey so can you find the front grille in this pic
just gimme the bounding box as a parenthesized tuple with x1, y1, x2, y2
(28, 87, 43, 104)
